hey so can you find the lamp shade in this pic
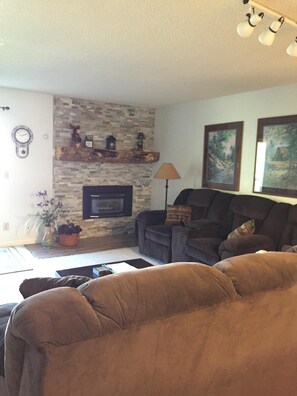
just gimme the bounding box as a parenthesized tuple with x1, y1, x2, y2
(287, 38, 297, 57)
(154, 163, 181, 180)
(258, 17, 284, 46)
(237, 11, 264, 38)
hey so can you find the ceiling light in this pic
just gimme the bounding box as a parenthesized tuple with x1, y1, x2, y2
(237, 8, 264, 38)
(287, 37, 297, 57)
(237, 0, 297, 58)
(258, 17, 284, 46)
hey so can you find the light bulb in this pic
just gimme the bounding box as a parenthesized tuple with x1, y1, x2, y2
(237, 9, 264, 38)
(258, 17, 284, 47)
(287, 38, 297, 57)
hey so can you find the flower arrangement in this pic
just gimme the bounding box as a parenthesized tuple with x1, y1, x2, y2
(35, 191, 68, 226)
(57, 221, 82, 235)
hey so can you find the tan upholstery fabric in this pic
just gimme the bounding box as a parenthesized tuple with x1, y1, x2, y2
(214, 251, 297, 296)
(3, 257, 297, 395)
(165, 205, 191, 225)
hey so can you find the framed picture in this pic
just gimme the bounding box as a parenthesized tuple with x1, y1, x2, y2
(202, 121, 243, 191)
(253, 114, 297, 198)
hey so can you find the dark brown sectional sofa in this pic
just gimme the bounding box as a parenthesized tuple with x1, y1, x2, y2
(137, 188, 297, 264)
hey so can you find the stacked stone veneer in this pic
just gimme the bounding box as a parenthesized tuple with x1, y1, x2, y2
(53, 96, 155, 238)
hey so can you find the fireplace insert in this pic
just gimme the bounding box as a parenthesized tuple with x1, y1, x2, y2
(83, 185, 133, 219)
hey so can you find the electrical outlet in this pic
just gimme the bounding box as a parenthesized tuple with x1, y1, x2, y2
(3, 223, 9, 231)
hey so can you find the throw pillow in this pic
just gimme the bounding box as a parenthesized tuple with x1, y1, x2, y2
(165, 205, 192, 225)
(282, 245, 297, 253)
(227, 219, 256, 239)
(19, 275, 91, 299)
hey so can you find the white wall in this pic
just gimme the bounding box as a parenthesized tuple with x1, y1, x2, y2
(152, 83, 297, 209)
(0, 88, 53, 246)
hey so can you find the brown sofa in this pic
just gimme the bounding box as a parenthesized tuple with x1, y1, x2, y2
(138, 188, 295, 264)
(2, 252, 297, 395)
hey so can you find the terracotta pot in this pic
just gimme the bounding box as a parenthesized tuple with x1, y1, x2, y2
(59, 233, 80, 247)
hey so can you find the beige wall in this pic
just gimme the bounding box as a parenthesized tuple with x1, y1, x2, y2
(0, 88, 53, 246)
(152, 83, 297, 209)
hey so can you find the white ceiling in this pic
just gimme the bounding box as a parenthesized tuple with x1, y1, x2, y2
(1, 0, 297, 108)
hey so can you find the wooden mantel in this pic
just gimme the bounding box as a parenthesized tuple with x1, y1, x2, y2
(55, 146, 160, 163)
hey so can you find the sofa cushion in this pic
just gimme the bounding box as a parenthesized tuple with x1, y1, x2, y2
(186, 237, 223, 265)
(19, 275, 91, 298)
(186, 188, 218, 219)
(227, 219, 255, 239)
(0, 303, 17, 376)
(145, 224, 173, 247)
(165, 205, 191, 225)
(214, 252, 297, 296)
(80, 263, 238, 329)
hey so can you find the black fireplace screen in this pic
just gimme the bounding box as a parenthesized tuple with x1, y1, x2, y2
(83, 186, 133, 219)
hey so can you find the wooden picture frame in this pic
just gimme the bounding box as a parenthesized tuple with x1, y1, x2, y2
(253, 114, 297, 198)
(202, 121, 243, 191)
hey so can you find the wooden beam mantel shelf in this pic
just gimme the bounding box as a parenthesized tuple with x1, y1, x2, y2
(55, 146, 160, 163)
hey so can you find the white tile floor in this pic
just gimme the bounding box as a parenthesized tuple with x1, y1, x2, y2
(0, 246, 161, 304)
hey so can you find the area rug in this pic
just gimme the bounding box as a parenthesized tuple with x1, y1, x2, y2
(0, 247, 33, 275)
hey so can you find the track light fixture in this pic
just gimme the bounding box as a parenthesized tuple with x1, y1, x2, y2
(237, 0, 297, 57)
(287, 37, 297, 57)
(0, 106, 10, 111)
(237, 8, 264, 38)
(258, 17, 284, 46)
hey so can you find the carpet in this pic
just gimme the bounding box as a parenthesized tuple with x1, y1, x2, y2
(0, 247, 33, 275)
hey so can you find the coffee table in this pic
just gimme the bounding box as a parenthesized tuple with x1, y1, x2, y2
(55, 258, 153, 278)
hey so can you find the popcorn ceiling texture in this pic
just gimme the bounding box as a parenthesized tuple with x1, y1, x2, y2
(53, 96, 156, 238)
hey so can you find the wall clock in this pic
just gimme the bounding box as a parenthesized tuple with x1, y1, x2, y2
(11, 125, 33, 158)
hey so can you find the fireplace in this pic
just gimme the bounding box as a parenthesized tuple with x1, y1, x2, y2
(83, 185, 133, 219)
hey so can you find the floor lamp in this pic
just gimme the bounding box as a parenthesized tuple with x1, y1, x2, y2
(154, 163, 181, 209)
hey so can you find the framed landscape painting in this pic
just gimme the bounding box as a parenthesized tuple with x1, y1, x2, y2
(202, 121, 243, 191)
(253, 114, 297, 197)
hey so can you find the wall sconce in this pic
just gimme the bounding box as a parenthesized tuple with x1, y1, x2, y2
(237, 0, 297, 57)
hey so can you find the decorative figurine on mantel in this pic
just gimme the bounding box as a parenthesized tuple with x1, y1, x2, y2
(69, 123, 82, 148)
(136, 131, 145, 150)
(106, 135, 116, 150)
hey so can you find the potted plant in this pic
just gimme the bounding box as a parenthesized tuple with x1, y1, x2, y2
(32, 191, 68, 249)
(57, 220, 83, 247)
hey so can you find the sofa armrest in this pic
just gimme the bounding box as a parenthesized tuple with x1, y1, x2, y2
(171, 221, 221, 262)
(137, 210, 166, 251)
(219, 234, 275, 260)
(5, 287, 117, 396)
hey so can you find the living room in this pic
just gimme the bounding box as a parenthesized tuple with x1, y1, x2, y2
(0, 0, 297, 396)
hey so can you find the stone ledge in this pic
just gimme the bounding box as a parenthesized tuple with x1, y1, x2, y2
(55, 146, 160, 163)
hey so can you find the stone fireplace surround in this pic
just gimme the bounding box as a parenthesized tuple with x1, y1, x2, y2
(53, 96, 156, 239)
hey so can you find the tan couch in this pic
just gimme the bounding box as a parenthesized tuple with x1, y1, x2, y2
(2, 252, 297, 395)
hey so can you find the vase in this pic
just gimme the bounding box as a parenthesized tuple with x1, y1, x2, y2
(59, 233, 79, 247)
(41, 225, 55, 249)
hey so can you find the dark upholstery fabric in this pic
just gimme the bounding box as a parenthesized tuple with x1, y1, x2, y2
(0, 303, 17, 377)
(207, 192, 234, 220)
(258, 203, 290, 249)
(19, 275, 91, 299)
(186, 237, 223, 265)
(187, 188, 218, 220)
(145, 225, 172, 247)
(219, 234, 275, 260)
(279, 205, 297, 249)
(173, 188, 194, 205)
